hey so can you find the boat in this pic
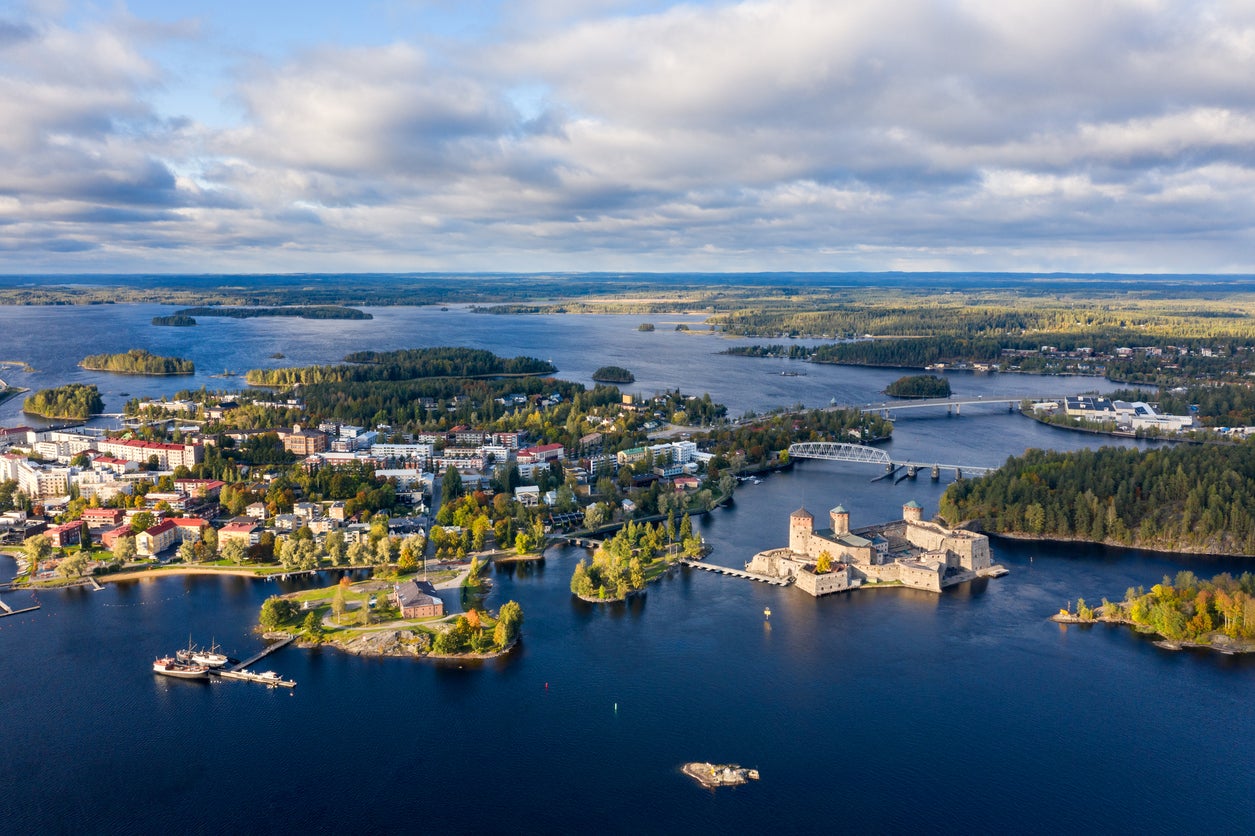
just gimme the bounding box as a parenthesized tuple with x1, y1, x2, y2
(175, 638, 229, 668)
(779, 371, 807, 377)
(763, 607, 771, 619)
(153, 656, 209, 679)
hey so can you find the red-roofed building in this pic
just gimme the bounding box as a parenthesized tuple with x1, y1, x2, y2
(171, 518, 208, 543)
(173, 479, 225, 500)
(101, 525, 133, 550)
(135, 519, 178, 557)
(95, 438, 203, 469)
(46, 520, 83, 549)
(82, 507, 125, 528)
(218, 521, 260, 547)
(517, 443, 565, 465)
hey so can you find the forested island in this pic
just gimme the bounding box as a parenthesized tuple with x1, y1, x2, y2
(570, 518, 704, 601)
(80, 349, 194, 375)
(152, 315, 196, 326)
(885, 374, 950, 398)
(174, 305, 372, 320)
(940, 444, 1255, 555)
(638, 323, 655, 331)
(246, 347, 556, 387)
(23, 383, 104, 419)
(592, 365, 635, 383)
(1055, 571, 1255, 652)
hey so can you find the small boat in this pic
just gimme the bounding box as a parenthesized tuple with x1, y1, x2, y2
(153, 656, 209, 679)
(175, 638, 229, 668)
(763, 607, 771, 620)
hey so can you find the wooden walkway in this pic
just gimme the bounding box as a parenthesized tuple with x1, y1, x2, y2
(679, 559, 789, 586)
(230, 634, 296, 671)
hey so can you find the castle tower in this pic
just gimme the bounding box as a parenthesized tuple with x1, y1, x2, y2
(789, 507, 814, 553)
(903, 500, 923, 523)
(830, 505, 850, 536)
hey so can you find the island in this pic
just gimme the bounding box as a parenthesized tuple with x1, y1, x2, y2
(682, 762, 760, 788)
(23, 383, 104, 419)
(1051, 571, 1255, 654)
(151, 315, 196, 326)
(174, 305, 372, 320)
(258, 574, 524, 660)
(246, 346, 556, 386)
(747, 500, 1006, 594)
(637, 323, 655, 331)
(570, 518, 704, 602)
(80, 349, 194, 375)
(885, 373, 950, 398)
(592, 365, 635, 384)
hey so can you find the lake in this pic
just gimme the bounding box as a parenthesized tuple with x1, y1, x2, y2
(0, 306, 1251, 834)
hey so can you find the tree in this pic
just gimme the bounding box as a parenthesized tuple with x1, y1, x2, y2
(130, 511, 155, 534)
(24, 534, 52, 567)
(201, 525, 218, 557)
(259, 595, 299, 630)
(325, 530, 347, 566)
(815, 551, 833, 574)
(332, 581, 348, 623)
(583, 502, 606, 531)
(441, 465, 463, 503)
(57, 551, 89, 579)
(176, 540, 197, 564)
(220, 539, 246, 564)
(302, 610, 322, 639)
(111, 535, 136, 564)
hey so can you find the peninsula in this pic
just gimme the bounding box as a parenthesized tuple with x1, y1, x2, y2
(23, 383, 104, 419)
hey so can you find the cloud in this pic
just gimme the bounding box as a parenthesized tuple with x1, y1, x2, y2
(3, 0, 1255, 272)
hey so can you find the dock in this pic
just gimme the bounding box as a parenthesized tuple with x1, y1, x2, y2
(679, 559, 789, 586)
(0, 597, 40, 618)
(217, 669, 296, 688)
(230, 634, 296, 671)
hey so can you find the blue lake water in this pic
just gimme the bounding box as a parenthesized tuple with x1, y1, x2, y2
(1, 307, 1252, 834)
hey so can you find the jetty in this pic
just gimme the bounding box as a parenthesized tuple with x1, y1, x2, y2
(217, 669, 296, 688)
(230, 634, 296, 671)
(679, 559, 789, 586)
(0, 592, 40, 618)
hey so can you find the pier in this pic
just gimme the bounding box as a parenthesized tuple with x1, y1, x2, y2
(679, 559, 790, 586)
(230, 634, 296, 671)
(0, 595, 40, 618)
(217, 669, 296, 688)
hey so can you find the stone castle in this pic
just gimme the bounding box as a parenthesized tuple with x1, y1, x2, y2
(746, 500, 1002, 595)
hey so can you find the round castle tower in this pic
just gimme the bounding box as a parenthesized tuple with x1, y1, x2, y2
(830, 505, 849, 536)
(789, 507, 814, 553)
(903, 500, 923, 523)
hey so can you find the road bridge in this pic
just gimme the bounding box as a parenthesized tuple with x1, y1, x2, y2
(787, 442, 994, 478)
(844, 394, 1068, 416)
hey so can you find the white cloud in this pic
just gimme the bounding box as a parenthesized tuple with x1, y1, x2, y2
(3, 0, 1255, 272)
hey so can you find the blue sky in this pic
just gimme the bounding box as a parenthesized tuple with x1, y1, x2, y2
(2, 0, 1255, 274)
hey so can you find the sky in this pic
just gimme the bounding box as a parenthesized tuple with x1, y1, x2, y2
(2, 0, 1255, 275)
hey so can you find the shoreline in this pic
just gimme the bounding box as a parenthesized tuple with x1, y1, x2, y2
(1049, 612, 1255, 654)
(985, 530, 1251, 559)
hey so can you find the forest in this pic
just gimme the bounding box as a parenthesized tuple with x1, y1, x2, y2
(151, 315, 196, 326)
(592, 365, 635, 383)
(939, 444, 1255, 555)
(569, 517, 701, 601)
(885, 374, 950, 398)
(1069, 571, 1255, 646)
(23, 384, 104, 419)
(246, 346, 556, 386)
(80, 349, 194, 375)
(174, 305, 372, 320)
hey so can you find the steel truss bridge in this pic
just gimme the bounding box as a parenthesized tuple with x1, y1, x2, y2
(787, 442, 994, 479)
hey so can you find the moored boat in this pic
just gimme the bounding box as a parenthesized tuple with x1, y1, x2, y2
(153, 656, 209, 679)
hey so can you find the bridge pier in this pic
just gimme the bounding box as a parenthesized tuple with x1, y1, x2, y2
(931, 465, 940, 481)
(906, 465, 917, 478)
(955, 468, 963, 480)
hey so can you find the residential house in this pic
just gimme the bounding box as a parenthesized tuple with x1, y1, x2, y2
(135, 520, 178, 557)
